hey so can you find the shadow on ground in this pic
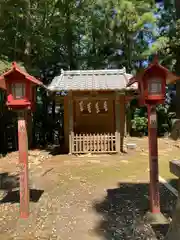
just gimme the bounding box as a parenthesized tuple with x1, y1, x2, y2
(35, 144, 67, 155)
(0, 189, 44, 204)
(0, 172, 19, 190)
(93, 181, 177, 240)
(0, 172, 44, 204)
(168, 178, 178, 190)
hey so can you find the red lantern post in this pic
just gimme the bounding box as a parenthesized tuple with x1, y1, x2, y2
(18, 111, 29, 218)
(0, 62, 43, 218)
(127, 57, 179, 222)
(147, 104, 160, 214)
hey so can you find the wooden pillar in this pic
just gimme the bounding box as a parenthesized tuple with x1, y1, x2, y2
(68, 91, 74, 154)
(18, 111, 29, 218)
(124, 104, 127, 137)
(115, 92, 120, 153)
(63, 96, 69, 152)
(119, 94, 126, 152)
(51, 92, 56, 143)
(125, 95, 131, 136)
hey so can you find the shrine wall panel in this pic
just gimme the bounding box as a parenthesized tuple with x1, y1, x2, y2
(73, 94, 115, 134)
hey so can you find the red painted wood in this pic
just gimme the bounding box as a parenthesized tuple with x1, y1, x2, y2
(143, 65, 166, 103)
(18, 113, 29, 218)
(0, 62, 43, 110)
(127, 58, 178, 105)
(147, 104, 160, 214)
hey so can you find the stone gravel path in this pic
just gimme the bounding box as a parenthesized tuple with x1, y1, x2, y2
(0, 137, 179, 239)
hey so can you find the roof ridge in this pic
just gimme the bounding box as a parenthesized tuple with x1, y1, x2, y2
(62, 68, 126, 76)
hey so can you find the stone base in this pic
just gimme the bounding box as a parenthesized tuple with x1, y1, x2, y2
(144, 211, 169, 225)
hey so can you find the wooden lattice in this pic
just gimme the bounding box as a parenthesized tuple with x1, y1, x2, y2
(71, 133, 116, 153)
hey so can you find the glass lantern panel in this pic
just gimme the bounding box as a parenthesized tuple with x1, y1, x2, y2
(148, 79, 162, 95)
(12, 83, 26, 99)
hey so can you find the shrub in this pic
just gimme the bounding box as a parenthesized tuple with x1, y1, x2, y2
(131, 116, 148, 133)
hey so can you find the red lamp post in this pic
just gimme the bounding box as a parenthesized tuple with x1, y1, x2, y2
(0, 62, 43, 218)
(127, 57, 179, 218)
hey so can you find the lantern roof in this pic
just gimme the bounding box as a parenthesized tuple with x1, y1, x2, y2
(127, 58, 180, 88)
(0, 62, 43, 90)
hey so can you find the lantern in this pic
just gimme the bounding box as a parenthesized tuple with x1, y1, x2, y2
(0, 62, 43, 111)
(126, 57, 180, 217)
(0, 62, 44, 219)
(127, 57, 178, 106)
(142, 64, 166, 105)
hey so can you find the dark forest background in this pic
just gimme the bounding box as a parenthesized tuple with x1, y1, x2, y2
(0, 0, 179, 153)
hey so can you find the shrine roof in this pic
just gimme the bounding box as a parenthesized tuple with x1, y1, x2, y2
(47, 68, 137, 91)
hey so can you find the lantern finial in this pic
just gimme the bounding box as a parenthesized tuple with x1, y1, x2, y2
(12, 62, 18, 68)
(153, 54, 158, 64)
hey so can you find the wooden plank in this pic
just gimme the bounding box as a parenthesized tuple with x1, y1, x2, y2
(72, 92, 116, 100)
(107, 133, 110, 151)
(64, 96, 69, 152)
(82, 134, 84, 152)
(103, 134, 105, 152)
(78, 134, 80, 153)
(71, 132, 74, 153)
(115, 93, 120, 152)
(89, 134, 91, 152)
(111, 133, 114, 151)
(79, 134, 84, 152)
(74, 134, 76, 153)
(76, 135, 77, 153)
(72, 132, 117, 154)
(81, 134, 83, 153)
(119, 94, 126, 152)
(68, 91, 73, 154)
(96, 134, 98, 152)
(93, 134, 96, 152)
(105, 134, 107, 151)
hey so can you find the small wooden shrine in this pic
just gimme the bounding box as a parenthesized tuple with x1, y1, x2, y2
(48, 68, 137, 154)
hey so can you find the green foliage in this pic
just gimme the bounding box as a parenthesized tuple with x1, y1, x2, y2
(131, 103, 176, 137)
(156, 104, 176, 136)
(0, 59, 12, 75)
(0, 0, 158, 75)
(131, 116, 148, 132)
(149, 0, 179, 70)
(131, 108, 148, 133)
(0, 57, 25, 74)
(0, 0, 178, 147)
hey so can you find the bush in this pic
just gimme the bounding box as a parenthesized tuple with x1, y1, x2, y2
(131, 116, 148, 133)
(130, 103, 176, 137)
(131, 108, 148, 136)
(156, 104, 176, 136)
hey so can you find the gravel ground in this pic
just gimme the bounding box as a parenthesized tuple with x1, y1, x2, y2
(0, 138, 179, 240)
(0, 179, 176, 240)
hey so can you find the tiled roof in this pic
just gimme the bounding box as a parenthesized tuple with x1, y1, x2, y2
(47, 68, 137, 91)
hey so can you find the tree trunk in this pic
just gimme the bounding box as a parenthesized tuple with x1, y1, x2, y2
(175, 0, 180, 17)
(125, 31, 132, 72)
(23, 0, 33, 147)
(65, 4, 76, 70)
(24, 0, 31, 68)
